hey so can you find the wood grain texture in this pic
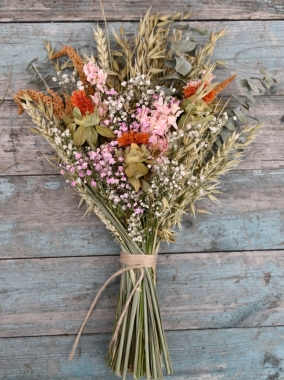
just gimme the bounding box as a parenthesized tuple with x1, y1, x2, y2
(0, 20, 282, 100)
(0, 251, 284, 338)
(1, 2, 284, 379)
(1, 0, 284, 22)
(1, 327, 284, 379)
(1, 95, 284, 176)
(1, 168, 284, 258)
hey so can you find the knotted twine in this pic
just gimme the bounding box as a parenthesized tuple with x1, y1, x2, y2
(69, 251, 157, 360)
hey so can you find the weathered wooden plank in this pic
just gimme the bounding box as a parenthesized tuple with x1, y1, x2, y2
(0, 20, 282, 100)
(1, 327, 284, 379)
(1, 0, 284, 22)
(1, 169, 284, 258)
(1, 95, 283, 176)
(0, 251, 284, 337)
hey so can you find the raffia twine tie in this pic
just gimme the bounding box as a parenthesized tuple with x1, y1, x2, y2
(69, 251, 157, 360)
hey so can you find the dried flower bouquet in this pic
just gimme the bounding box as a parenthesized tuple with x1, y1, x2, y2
(15, 10, 276, 380)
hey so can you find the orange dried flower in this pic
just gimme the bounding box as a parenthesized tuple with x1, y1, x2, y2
(70, 90, 95, 115)
(118, 130, 149, 147)
(203, 74, 237, 104)
(183, 80, 201, 98)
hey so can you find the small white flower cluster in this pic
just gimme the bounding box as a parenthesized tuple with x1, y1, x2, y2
(168, 129, 185, 150)
(52, 71, 76, 86)
(149, 156, 189, 222)
(51, 127, 75, 157)
(76, 80, 85, 91)
(104, 74, 154, 126)
(127, 213, 143, 243)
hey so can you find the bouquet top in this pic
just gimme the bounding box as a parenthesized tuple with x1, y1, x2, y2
(15, 11, 274, 253)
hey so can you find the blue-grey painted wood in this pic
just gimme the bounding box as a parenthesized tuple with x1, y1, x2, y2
(1, 327, 284, 379)
(1, 0, 284, 22)
(1, 3, 284, 379)
(1, 95, 283, 175)
(0, 251, 283, 337)
(1, 168, 284, 257)
(0, 20, 282, 100)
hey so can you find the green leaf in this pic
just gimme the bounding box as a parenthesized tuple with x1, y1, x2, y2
(141, 179, 151, 192)
(73, 125, 86, 146)
(67, 122, 76, 136)
(164, 59, 176, 69)
(175, 56, 192, 76)
(261, 80, 272, 90)
(225, 118, 238, 131)
(159, 72, 181, 82)
(232, 94, 250, 110)
(61, 115, 74, 124)
(134, 162, 149, 178)
(245, 92, 257, 104)
(248, 80, 260, 93)
(128, 177, 140, 192)
(95, 125, 116, 138)
(73, 107, 82, 120)
(260, 67, 277, 83)
(85, 126, 98, 146)
(85, 109, 100, 127)
(74, 118, 85, 126)
(171, 39, 196, 54)
(125, 163, 137, 178)
(173, 24, 190, 30)
(190, 26, 207, 35)
(233, 108, 247, 124)
(240, 79, 251, 91)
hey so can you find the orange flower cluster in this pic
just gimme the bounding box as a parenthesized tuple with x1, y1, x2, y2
(203, 75, 236, 103)
(183, 74, 236, 104)
(70, 90, 95, 115)
(15, 88, 71, 119)
(118, 130, 149, 147)
(183, 81, 201, 98)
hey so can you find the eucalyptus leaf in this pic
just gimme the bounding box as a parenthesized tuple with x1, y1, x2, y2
(171, 39, 196, 54)
(73, 125, 86, 146)
(240, 79, 251, 91)
(233, 108, 247, 124)
(73, 107, 82, 120)
(245, 92, 257, 104)
(173, 24, 190, 30)
(232, 94, 250, 110)
(175, 56, 192, 76)
(225, 118, 238, 131)
(96, 125, 116, 138)
(190, 26, 208, 35)
(248, 80, 260, 93)
(159, 72, 180, 82)
(261, 80, 272, 90)
(260, 67, 277, 83)
(164, 59, 176, 69)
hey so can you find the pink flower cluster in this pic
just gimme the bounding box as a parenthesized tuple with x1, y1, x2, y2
(84, 61, 107, 92)
(135, 96, 182, 152)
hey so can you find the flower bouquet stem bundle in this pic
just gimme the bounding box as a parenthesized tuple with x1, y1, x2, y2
(14, 10, 276, 380)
